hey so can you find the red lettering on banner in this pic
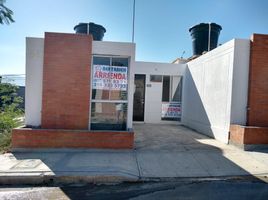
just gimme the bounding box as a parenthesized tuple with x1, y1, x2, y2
(94, 71, 126, 80)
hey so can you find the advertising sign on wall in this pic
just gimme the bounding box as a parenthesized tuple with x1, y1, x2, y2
(161, 102, 181, 118)
(93, 65, 128, 91)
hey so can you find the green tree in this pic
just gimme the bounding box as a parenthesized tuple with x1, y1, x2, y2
(0, 0, 14, 25)
(0, 83, 21, 111)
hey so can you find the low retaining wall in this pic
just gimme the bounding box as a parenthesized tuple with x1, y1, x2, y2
(229, 125, 268, 149)
(12, 128, 134, 149)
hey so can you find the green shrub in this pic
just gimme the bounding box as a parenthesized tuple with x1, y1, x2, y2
(0, 129, 12, 153)
(0, 83, 23, 153)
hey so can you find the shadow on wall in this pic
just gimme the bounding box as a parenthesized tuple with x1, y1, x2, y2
(182, 50, 233, 144)
(182, 66, 214, 139)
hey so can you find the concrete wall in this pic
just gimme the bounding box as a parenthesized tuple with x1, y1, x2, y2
(134, 61, 186, 123)
(25, 37, 44, 127)
(183, 41, 235, 143)
(183, 39, 250, 143)
(92, 41, 136, 129)
(230, 39, 250, 125)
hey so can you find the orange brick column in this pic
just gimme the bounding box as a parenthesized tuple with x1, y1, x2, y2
(247, 34, 268, 126)
(41, 32, 92, 129)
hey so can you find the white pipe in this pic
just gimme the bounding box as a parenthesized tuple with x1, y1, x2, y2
(132, 0, 136, 43)
(208, 23, 211, 51)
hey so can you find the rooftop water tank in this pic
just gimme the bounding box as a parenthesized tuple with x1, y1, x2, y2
(74, 22, 106, 41)
(189, 23, 222, 56)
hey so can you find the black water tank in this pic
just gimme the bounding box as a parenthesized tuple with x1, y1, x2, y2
(189, 23, 222, 56)
(74, 22, 106, 41)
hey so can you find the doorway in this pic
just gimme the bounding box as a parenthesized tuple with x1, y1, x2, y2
(133, 74, 146, 121)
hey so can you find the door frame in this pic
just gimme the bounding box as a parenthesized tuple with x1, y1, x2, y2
(133, 74, 146, 122)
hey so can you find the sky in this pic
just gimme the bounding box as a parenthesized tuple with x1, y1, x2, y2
(1, 0, 268, 75)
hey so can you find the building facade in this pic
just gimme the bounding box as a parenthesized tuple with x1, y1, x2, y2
(12, 32, 268, 150)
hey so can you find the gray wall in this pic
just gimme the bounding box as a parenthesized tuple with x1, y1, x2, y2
(25, 37, 44, 127)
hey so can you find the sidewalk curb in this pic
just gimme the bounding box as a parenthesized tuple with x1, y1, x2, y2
(0, 172, 139, 185)
(0, 173, 267, 185)
(139, 174, 268, 183)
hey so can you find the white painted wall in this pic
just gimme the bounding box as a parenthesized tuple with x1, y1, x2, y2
(25, 37, 44, 127)
(134, 61, 186, 123)
(182, 39, 250, 143)
(230, 39, 250, 125)
(92, 41, 136, 129)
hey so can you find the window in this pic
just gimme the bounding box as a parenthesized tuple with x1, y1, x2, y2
(161, 76, 183, 121)
(162, 76, 182, 102)
(112, 57, 129, 67)
(91, 102, 127, 130)
(93, 56, 110, 65)
(92, 57, 128, 101)
(91, 56, 129, 130)
(162, 76, 170, 101)
(150, 75, 162, 82)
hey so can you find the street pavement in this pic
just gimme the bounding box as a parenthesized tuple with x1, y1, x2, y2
(0, 180, 268, 200)
(0, 124, 268, 185)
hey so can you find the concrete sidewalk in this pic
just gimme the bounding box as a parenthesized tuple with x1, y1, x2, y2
(0, 124, 268, 184)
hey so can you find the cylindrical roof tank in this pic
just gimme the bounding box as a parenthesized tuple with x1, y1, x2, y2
(74, 22, 106, 41)
(189, 23, 222, 56)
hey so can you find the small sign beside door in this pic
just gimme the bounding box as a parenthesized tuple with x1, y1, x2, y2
(161, 102, 181, 118)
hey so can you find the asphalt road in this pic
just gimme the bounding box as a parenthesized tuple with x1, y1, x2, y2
(0, 180, 268, 200)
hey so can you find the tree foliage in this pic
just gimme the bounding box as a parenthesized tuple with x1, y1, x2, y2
(0, 0, 14, 25)
(0, 83, 22, 153)
(0, 83, 21, 110)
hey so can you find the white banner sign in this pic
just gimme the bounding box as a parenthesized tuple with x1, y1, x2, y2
(161, 102, 181, 118)
(93, 65, 128, 91)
